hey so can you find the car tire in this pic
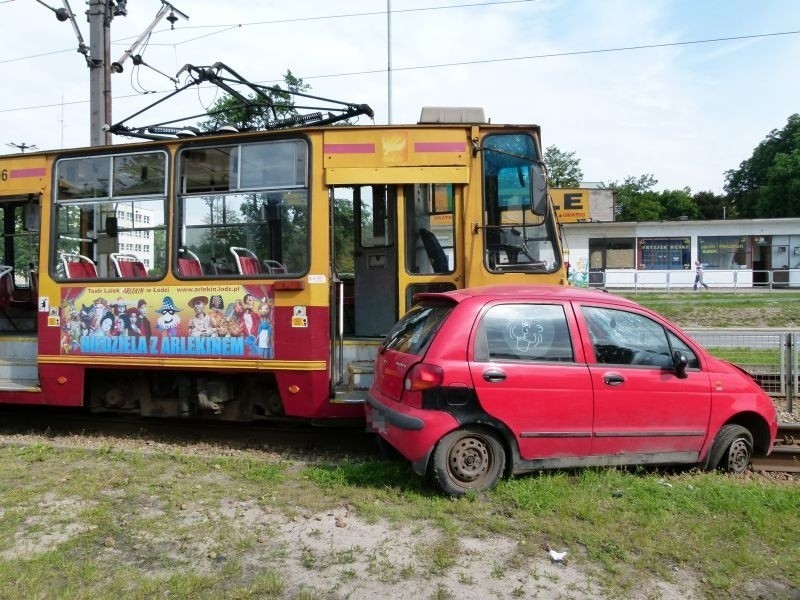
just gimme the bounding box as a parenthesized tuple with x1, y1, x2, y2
(432, 427, 505, 496)
(703, 424, 753, 474)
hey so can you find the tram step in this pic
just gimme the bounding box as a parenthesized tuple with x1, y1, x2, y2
(332, 389, 369, 404)
(348, 360, 374, 391)
(0, 336, 38, 360)
(0, 377, 40, 392)
(0, 360, 38, 381)
(0, 314, 36, 332)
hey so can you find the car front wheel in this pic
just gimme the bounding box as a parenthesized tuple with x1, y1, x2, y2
(432, 427, 505, 496)
(703, 424, 753, 474)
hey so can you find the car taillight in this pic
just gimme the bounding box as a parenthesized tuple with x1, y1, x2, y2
(404, 363, 444, 392)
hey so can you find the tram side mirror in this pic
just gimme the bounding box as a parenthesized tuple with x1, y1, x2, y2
(23, 202, 40, 232)
(105, 216, 118, 238)
(530, 164, 548, 216)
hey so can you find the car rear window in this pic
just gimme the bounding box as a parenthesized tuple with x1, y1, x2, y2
(381, 300, 453, 356)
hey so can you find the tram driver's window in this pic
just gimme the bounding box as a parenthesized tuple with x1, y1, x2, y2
(482, 134, 557, 274)
(405, 183, 455, 274)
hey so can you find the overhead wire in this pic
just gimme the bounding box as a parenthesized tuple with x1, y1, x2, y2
(1, 28, 799, 115)
(0, 0, 539, 63)
(0, 0, 798, 117)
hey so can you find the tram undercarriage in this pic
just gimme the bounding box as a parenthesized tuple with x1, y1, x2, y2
(87, 370, 284, 421)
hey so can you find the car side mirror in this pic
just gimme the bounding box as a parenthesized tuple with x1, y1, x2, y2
(672, 351, 688, 378)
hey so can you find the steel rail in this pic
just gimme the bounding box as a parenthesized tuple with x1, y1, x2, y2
(751, 424, 800, 473)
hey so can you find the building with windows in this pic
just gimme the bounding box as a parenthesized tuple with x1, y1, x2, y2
(115, 205, 156, 271)
(562, 217, 800, 289)
(550, 186, 800, 289)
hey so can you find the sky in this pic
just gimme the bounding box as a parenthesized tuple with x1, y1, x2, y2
(1, 0, 799, 194)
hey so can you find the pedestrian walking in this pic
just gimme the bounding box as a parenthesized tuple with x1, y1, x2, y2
(693, 260, 708, 290)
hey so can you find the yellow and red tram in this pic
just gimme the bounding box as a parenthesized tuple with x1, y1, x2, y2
(0, 108, 566, 422)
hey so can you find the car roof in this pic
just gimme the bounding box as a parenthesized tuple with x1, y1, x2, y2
(413, 284, 641, 309)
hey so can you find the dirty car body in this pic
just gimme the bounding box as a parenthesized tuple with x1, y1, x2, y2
(365, 285, 778, 496)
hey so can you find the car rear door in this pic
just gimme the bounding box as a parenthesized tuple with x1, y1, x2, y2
(578, 304, 712, 459)
(467, 301, 593, 460)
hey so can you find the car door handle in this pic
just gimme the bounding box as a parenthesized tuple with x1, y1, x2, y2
(483, 369, 507, 383)
(603, 373, 625, 386)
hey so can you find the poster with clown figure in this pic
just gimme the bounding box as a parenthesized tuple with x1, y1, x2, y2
(59, 284, 274, 358)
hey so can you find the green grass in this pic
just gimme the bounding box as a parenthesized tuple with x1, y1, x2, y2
(1, 444, 797, 599)
(620, 291, 800, 328)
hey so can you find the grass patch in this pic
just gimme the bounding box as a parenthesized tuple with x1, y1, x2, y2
(0, 443, 798, 598)
(620, 291, 800, 328)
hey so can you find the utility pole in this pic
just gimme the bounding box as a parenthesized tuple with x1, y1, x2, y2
(38, 0, 186, 147)
(386, 0, 392, 125)
(88, 0, 116, 146)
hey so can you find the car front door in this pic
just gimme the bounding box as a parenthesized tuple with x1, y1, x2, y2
(467, 302, 593, 461)
(578, 305, 711, 461)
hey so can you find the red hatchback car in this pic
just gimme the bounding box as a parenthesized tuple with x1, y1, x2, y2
(365, 285, 778, 496)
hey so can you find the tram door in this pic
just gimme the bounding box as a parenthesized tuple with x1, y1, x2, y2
(331, 185, 398, 339)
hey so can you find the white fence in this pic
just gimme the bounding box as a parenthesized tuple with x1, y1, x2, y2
(685, 330, 797, 412)
(580, 268, 800, 291)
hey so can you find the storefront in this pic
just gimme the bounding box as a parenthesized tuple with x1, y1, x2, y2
(562, 218, 800, 289)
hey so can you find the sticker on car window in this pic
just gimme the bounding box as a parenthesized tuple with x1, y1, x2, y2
(507, 318, 545, 353)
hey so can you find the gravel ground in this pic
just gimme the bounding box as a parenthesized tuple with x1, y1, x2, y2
(0, 429, 709, 599)
(774, 397, 799, 423)
(0, 389, 797, 600)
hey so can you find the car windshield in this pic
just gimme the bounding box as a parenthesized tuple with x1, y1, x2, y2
(381, 300, 453, 356)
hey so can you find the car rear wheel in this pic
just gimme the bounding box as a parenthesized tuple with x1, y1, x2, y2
(703, 424, 753, 474)
(432, 427, 505, 496)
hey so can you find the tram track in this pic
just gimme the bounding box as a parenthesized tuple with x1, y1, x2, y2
(752, 423, 800, 473)
(0, 405, 377, 461)
(2, 406, 799, 475)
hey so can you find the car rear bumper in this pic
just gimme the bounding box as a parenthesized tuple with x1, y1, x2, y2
(365, 392, 460, 471)
(365, 394, 424, 431)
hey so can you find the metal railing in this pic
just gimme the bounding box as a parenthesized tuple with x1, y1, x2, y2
(685, 329, 797, 412)
(575, 268, 800, 292)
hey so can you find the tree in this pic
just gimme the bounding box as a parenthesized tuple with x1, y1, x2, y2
(333, 197, 355, 274)
(607, 175, 701, 222)
(659, 188, 698, 221)
(198, 70, 310, 132)
(197, 72, 356, 271)
(543, 145, 583, 188)
(724, 114, 800, 218)
(693, 190, 734, 220)
(606, 174, 660, 221)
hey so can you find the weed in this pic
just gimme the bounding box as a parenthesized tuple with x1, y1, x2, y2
(458, 571, 475, 585)
(430, 584, 453, 599)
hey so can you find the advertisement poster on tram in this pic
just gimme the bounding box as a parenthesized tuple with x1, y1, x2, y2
(58, 284, 275, 359)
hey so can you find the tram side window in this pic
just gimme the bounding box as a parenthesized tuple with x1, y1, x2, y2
(0, 198, 40, 289)
(405, 183, 455, 274)
(178, 140, 309, 278)
(53, 151, 167, 280)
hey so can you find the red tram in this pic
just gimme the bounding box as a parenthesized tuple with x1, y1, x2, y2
(0, 107, 565, 422)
